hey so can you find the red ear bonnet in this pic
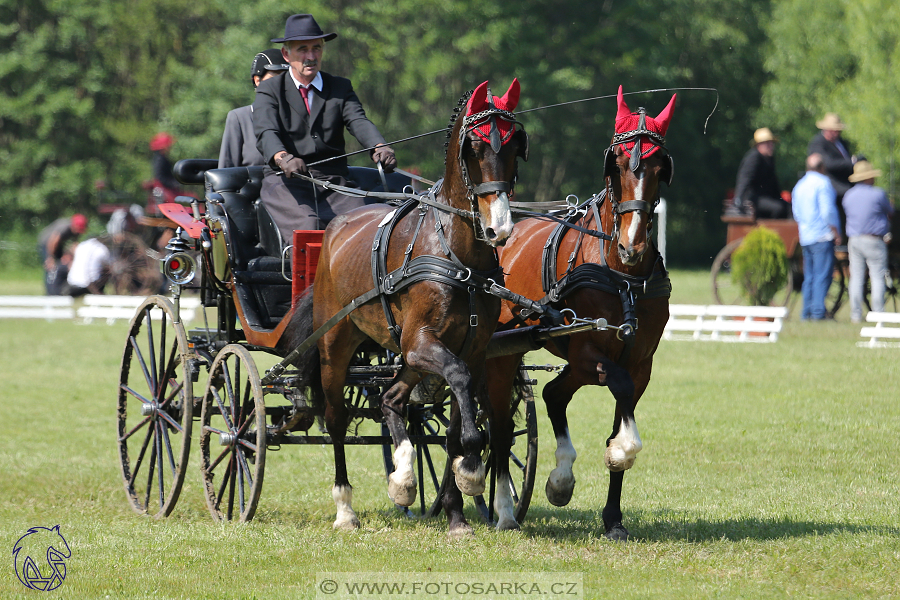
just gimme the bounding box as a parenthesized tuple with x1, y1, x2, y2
(465, 78, 520, 146)
(613, 85, 676, 158)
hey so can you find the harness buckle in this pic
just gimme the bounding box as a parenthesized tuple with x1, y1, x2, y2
(470, 314, 478, 327)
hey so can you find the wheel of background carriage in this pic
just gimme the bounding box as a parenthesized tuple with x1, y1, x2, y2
(117, 295, 194, 518)
(826, 251, 849, 317)
(474, 365, 538, 525)
(199, 344, 266, 522)
(108, 232, 164, 296)
(381, 379, 452, 519)
(711, 238, 793, 306)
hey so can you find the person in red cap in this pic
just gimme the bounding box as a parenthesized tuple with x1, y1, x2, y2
(253, 13, 397, 242)
(148, 132, 183, 213)
(37, 214, 88, 295)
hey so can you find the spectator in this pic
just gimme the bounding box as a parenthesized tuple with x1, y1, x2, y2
(66, 237, 112, 297)
(733, 127, 790, 218)
(148, 132, 182, 213)
(808, 113, 855, 203)
(219, 49, 290, 168)
(842, 160, 894, 323)
(37, 214, 87, 295)
(792, 153, 842, 320)
(253, 13, 397, 242)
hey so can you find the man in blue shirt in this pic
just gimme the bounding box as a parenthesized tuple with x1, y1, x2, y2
(792, 153, 843, 320)
(842, 161, 894, 322)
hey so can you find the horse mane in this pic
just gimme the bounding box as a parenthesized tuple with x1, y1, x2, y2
(443, 89, 475, 164)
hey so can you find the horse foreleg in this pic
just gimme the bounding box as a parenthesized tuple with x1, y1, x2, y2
(599, 357, 641, 472)
(602, 470, 629, 541)
(542, 365, 580, 507)
(442, 402, 474, 538)
(326, 402, 359, 530)
(405, 344, 485, 498)
(381, 366, 421, 507)
(485, 354, 522, 530)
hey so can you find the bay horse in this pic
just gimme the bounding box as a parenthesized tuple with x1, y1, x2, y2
(485, 86, 675, 539)
(282, 80, 529, 536)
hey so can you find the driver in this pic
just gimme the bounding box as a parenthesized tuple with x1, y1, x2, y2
(253, 13, 397, 241)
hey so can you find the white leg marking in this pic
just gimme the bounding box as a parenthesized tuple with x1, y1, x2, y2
(387, 440, 417, 507)
(605, 417, 642, 472)
(452, 456, 486, 496)
(332, 484, 360, 530)
(493, 471, 520, 531)
(545, 430, 577, 506)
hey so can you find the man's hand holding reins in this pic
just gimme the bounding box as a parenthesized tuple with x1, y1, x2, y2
(275, 152, 308, 178)
(372, 144, 397, 172)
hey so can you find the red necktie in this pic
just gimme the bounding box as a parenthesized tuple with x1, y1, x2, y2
(299, 86, 311, 114)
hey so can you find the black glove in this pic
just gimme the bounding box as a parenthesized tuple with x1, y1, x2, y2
(371, 145, 397, 173)
(275, 153, 308, 177)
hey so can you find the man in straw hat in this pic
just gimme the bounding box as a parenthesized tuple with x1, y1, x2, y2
(842, 160, 894, 322)
(808, 112, 855, 201)
(219, 49, 290, 168)
(733, 127, 789, 218)
(253, 13, 397, 242)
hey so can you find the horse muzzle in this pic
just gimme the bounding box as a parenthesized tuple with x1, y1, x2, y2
(480, 191, 514, 246)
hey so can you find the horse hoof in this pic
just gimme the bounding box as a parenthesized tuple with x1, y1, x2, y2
(545, 477, 575, 507)
(604, 523, 629, 542)
(452, 457, 485, 497)
(496, 518, 521, 532)
(388, 477, 417, 507)
(449, 523, 475, 539)
(333, 515, 361, 531)
(604, 446, 636, 472)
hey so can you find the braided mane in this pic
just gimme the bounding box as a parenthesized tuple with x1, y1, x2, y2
(444, 89, 475, 164)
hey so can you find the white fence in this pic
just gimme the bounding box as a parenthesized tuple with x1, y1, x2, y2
(857, 312, 900, 348)
(664, 304, 788, 343)
(0, 295, 199, 324)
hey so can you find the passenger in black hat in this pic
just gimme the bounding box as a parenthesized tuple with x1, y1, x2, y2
(218, 49, 290, 168)
(253, 13, 397, 241)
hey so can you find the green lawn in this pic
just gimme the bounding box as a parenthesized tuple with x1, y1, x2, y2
(1, 270, 898, 599)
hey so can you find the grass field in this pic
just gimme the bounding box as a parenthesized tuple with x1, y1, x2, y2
(1, 270, 898, 599)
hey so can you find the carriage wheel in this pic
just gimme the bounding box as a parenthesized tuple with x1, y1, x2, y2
(199, 344, 266, 522)
(711, 238, 793, 307)
(117, 295, 194, 518)
(108, 232, 164, 296)
(474, 366, 538, 525)
(826, 252, 848, 317)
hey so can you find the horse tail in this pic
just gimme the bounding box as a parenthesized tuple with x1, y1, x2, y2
(276, 287, 325, 407)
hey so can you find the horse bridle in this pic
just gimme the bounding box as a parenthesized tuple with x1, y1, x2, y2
(457, 92, 528, 241)
(602, 107, 673, 221)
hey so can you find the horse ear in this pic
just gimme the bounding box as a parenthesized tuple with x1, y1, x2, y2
(654, 93, 677, 135)
(615, 85, 631, 122)
(498, 78, 520, 111)
(467, 81, 490, 116)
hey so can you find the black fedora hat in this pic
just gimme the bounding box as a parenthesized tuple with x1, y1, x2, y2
(271, 14, 337, 43)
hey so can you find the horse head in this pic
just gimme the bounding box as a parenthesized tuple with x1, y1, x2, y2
(445, 79, 529, 247)
(603, 86, 675, 267)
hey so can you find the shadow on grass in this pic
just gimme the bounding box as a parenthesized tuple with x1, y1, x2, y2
(521, 505, 900, 542)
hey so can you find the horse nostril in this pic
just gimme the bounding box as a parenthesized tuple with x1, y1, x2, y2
(485, 228, 497, 240)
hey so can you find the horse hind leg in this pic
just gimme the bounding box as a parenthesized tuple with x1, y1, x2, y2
(542, 366, 579, 507)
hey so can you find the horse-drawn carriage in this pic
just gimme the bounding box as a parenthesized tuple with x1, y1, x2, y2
(116, 82, 677, 540)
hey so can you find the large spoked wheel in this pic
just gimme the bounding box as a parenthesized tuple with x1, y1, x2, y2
(826, 250, 848, 317)
(381, 379, 452, 519)
(199, 344, 266, 522)
(117, 295, 194, 518)
(475, 367, 538, 525)
(109, 232, 164, 296)
(711, 238, 794, 307)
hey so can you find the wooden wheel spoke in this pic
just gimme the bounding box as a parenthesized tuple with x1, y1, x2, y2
(145, 309, 159, 395)
(157, 409, 183, 434)
(155, 422, 166, 508)
(510, 451, 526, 471)
(227, 454, 237, 520)
(129, 423, 155, 488)
(215, 454, 234, 512)
(120, 416, 151, 443)
(420, 441, 441, 492)
(160, 378, 183, 410)
(144, 433, 158, 509)
(206, 445, 231, 474)
(156, 313, 168, 398)
(211, 388, 235, 432)
(129, 336, 156, 399)
(237, 439, 258, 453)
(121, 384, 153, 406)
(158, 418, 178, 474)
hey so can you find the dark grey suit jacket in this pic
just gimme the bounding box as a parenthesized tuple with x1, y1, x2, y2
(252, 71, 386, 175)
(808, 132, 854, 198)
(218, 105, 265, 168)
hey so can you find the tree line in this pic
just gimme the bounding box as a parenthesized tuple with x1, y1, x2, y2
(2, 0, 896, 266)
